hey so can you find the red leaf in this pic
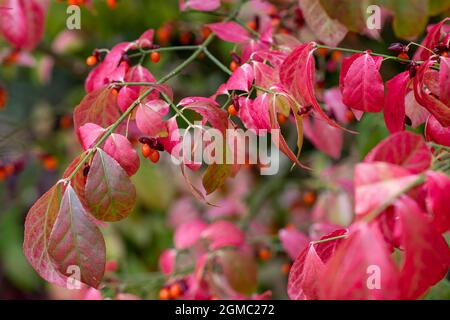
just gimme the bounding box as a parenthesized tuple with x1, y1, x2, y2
(206, 22, 250, 43)
(201, 221, 245, 250)
(48, 185, 106, 288)
(226, 64, 254, 92)
(85, 148, 136, 222)
(425, 172, 450, 233)
(179, 0, 220, 12)
(62, 154, 88, 208)
(354, 163, 420, 218)
(414, 61, 450, 127)
(384, 71, 410, 133)
(342, 53, 384, 112)
(439, 56, 450, 106)
(364, 131, 432, 174)
(320, 222, 400, 300)
(425, 115, 450, 147)
(0, 0, 47, 50)
(413, 18, 450, 61)
(85, 42, 130, 93)
(303, 116, 343, 160)
(279, 227, 310, 260)
(237, 96, 271, 134)
(78, 123, 106, 150)
(74, 87, 122, 133)
(174, 219, 208, 249)
(23, 184, 67, 287)
(288, 229, 347, 300)
(395, 197, 450, 299)
(135, 99, 169, 137)
(103, 133, 140, 176)
(179, 97, 229, 133)
(280, 43, 345, 130)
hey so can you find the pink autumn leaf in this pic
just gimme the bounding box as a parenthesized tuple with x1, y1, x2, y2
(384, 71, 410, 133)
(279, 227, 310, 260)
(354, 162, 420, 217)
(206, 22, 251, 44)
(226, 64, 254, 92)
(201, 221, 245, 250)
(85, 42, 131, 93)
(135, 99, 169, 138)
(405, 91, 430, 128)
(78, 123, 106, 150)
(364, 131, 432, 174)
(179, 97, 229, 133)
(135, 29, 154, 49)
(342, 53, 384, 112)
(174, 219, 208, 249)
(117, 65, 160, 112)
(413, 18, 450, 61)
(238, 97, 270, 134)
(414, 61, 450, 127)
(303, 116, 343, 160)
(439, 56, 450, 106)
(159, 249, 176, 275)
(323, 88, 352, 124)
(425, 172, 450, 233)
(396, 196, 450, 299)
(319, 222, 400, 300)
(103, 133, 140, 176)
(0, 0, 47, 50)
(179, 0, 220, 12)
(288, 229, 347, 300)
(280, 43, 345, 130)
(425, 115, 450, 147)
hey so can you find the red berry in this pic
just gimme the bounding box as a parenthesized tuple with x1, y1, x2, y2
(397, 52, 410, 61)
(150, 51, 161, 63)
(277, 113, 287, 124)
(86, 55, 97, 66)
(149, 150, 160, 163)
(258, 248, 271, 261)
(303, 191, 316, 206)
(107, 0, 117, 9)
(0, 87, 8, 109)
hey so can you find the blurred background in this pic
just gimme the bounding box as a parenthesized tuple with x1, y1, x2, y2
(0, 0, 449, 299)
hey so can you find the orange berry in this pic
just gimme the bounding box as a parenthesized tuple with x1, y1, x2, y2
(112, 88, 119, 96)
(331, 50, 343, 62)
(150, 51, 161, 63)
(201, 26, 212, 40)
(169, 283, 183, 299)
(247, 20, 257, 31)
(149, 150, 160, 163)
(345, 110, 355, 123)
(271, 18, 280, 27)
(107, 0, 117, 9)
(442, 51, 449, 58)
(159, 288, 170, 300)
(43, 156, 58, 171)
(59, 115, 72, 129)
(397, 52, 410, 61)
(228, 104, 238, 116)
(258, 248, 271, 261)
(0, 167, 6, 181)
(179, 32, 191, 45)
(317, 48, 328, 57)
(303, 191, 316, 206)
(157, 26, 171, 46)
(277, 113, 287, 124)
(281, 263, 291, 274)
(0, 87, 7, 109)
(230, 61, 239, 72)
(86, 55, 97, 66)
(141, 144, 152, 158)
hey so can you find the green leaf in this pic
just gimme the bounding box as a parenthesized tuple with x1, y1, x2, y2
(48, 185, 106, 288)
(85, 148, 136, 222)
(202, 163, 233, 195)
(383, 0, 429, 39)
(429, 0, 450, 15)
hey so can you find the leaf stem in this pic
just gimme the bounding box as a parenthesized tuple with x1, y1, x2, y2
(203, 47, 232, 75)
